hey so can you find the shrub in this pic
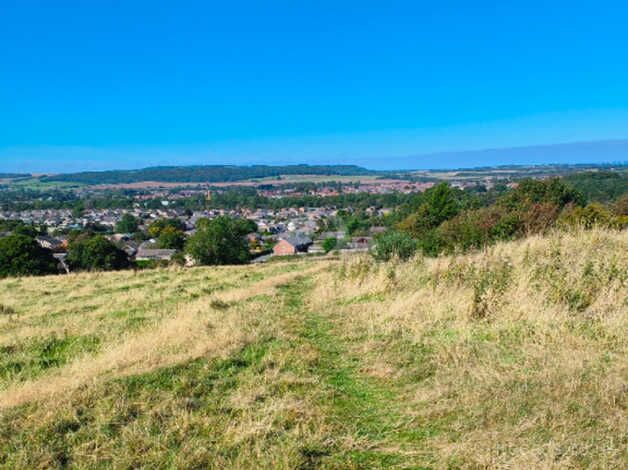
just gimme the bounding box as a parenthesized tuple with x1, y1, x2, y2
(322, 237, 338, 253)
(371, 231, 417, 262)
(519, 202, 560, 234)
(470, 260, 513, 320)
(0, 304, 16, 316)
(429, 205, 518, 255)
(558, 203, 617, 230)
(499, 178, 585, 211)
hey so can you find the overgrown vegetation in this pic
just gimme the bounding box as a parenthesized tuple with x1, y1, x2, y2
(391, 178, 627, 257)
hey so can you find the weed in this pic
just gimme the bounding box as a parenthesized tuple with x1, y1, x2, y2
(470, 258, 513, 319)
(0, 305, 15, 317)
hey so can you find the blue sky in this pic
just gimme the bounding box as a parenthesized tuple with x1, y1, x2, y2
(1, 1, 627, 172)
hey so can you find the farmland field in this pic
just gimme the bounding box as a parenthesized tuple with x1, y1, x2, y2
(0, 229, 626, 469)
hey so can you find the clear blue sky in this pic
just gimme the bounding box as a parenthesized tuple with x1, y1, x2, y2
(2, 1, 628, 172)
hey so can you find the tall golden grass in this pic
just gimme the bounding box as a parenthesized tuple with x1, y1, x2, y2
(311, 227, 627, 467)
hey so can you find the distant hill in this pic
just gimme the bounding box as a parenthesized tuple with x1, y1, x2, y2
(41, 164, 375, 185)
(384, 139, 628, 170)
(0, 173, 30, 179)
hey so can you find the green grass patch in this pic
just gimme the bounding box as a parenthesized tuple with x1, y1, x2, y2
(0, 335, 101, 387)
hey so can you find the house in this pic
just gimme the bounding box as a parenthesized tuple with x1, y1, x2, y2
(307, 241, 325, 254)
(35, 235, 64, 251)
(369, 226, 387, 235)
(273, 233, 312, 256)
(121, 241, 139, 258)
(135, 248, 176, 261)
(319, 231, 345, 240)
(347, 236, 372, 251)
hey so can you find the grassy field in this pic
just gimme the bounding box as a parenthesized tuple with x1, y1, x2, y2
(1, 177, 85, 190)
(0, 229, 626, 469)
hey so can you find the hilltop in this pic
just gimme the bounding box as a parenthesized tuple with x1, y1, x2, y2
(39, 164, 376, 185)
(0, 228, 626, 468)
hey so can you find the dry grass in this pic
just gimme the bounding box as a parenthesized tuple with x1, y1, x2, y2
(0, 229, 626, 468)
(312, 227, 627, 468)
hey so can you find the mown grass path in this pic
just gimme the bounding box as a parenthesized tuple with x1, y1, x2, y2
(278, 277, 435, 469)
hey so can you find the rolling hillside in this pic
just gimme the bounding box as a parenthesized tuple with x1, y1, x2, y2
(0, 229, 626, 468)
(40, 164, 375, 185)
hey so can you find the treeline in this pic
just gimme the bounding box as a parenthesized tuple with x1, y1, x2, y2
(42, 164, 375, 185)
(373, 179, 627, 260)
(0, 216, 256, 278)
(0, 188, 135, 212)
(168, 188, 417, 212)
(563, 171, 628, 203)
(0, 173, 30, 179)
(5, 170, 626, 213)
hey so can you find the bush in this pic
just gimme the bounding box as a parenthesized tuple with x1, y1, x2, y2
(67, 235, 131, 271)
(0, 234, 58, 278)
(499, 178, 585, 211)
(470, 260, 513, 319)
(322, 237, 338, 253)
(371, 231, 417, 262)
(558, 203, 617, 230)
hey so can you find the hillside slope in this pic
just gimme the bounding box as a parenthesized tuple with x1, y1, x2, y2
(0, 229, 626, 469)
(41, 164, 374, 185)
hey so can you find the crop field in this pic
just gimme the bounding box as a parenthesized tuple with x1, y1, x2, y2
(0, 229, 626, 469)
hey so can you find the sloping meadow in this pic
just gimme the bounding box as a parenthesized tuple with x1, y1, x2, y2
(0, 229, 626, 469)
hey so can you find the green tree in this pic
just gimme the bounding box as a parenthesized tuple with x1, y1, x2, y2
(115, 213, 139, 234)
(67, 235, 130, 271)
(157, 225, 186, 250)
(0, 234, 58, 277)
(11, 223, 41, 238)
(499, 178, 584, 211)
(147, 218, 186, 238)
(397, 183, 460, 238)
(371, 231, 417, 262)
(185, 216, 250, 265)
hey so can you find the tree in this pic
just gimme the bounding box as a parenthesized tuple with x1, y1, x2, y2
(499, 178, 584, 211)
(322, 237, 338, 253)
(67, 235, 130, 271)
(185, 216, 250, 265)
(371, 231, 417, 262)
(157, 225, 186, 250)
(397, 183, 460, 238)
(147, 218, 186, 238)
(0, 234, 58, 277)
(10, 222, 40, 238)
(115, 213, 139, 233)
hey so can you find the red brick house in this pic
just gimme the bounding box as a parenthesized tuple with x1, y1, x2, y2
(273, 233, 313, 256)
